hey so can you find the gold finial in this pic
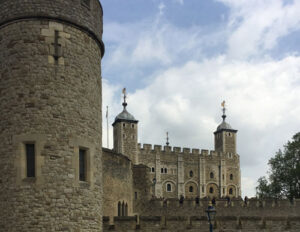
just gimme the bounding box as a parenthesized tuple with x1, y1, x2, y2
(221, 100, 226, 121)
(122, 88, 127, 109)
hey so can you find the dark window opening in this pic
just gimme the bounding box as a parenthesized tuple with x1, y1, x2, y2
(26, 144, 35, 177)
(189, 186, 193, 193)
(167, 183, 172, 192)
(209, 187, 214, 194)
(161, 168, 163, 173)
(125, 203, 128, 216)
(122, 202, 125, 216)
(131, 124, 134, 128)
(151, 167, 155, 172)
(229, 188, 233, 195)
(164, 168, 167, 173)
(123, 123, 125, 128)
(79, 149, 86, 181)
(223, 188, 225, 194)
(210, 172, 214, 179)
(230, 174, 233, 180)
(118, 202, 121, 216)
(189, 170, 193, 177)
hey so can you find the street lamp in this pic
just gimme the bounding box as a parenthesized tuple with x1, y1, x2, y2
(205, 202, 216, 232)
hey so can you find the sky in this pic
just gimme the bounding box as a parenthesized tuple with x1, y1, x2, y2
(100, 0, 300, 197)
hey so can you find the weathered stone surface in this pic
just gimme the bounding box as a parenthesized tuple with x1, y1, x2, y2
(0, 0, 104, 231)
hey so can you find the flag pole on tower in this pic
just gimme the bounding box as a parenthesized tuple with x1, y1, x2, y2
(106, 105, 109, 148)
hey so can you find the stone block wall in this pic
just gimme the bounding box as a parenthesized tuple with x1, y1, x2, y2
(0, 0, 104, 230)
(103, 148, 133, 219)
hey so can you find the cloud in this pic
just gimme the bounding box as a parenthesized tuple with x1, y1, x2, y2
(158, 2, 166, 16)
(102, 0, 300, 197)
(216, 0, 300, 58)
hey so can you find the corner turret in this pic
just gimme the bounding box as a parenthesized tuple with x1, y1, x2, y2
(113, 88, 139, 164)
(214, 101, 238, 154)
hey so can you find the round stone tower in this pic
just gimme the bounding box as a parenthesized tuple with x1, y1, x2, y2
(0, 0, 104, 231)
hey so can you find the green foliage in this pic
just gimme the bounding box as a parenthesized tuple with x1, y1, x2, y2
(256, 132, 300, 199)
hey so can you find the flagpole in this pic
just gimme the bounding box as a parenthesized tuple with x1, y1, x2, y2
(106, 105, 109, 148)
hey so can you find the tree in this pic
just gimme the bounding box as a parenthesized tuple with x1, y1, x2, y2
(256, 132, 300, 200)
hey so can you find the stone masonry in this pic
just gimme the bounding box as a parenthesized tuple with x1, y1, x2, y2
(0, 0, 104, 231)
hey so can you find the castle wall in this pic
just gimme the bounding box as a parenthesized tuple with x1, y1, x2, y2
(103, 148, 133, 219)
(138, 144, 241, 199)
(104, 199, 300, 232)
(0, 0, 104, 230)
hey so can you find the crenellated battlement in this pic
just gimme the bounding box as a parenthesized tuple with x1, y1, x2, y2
(138, 143, 239, 159)
(103, 198, 300, 232)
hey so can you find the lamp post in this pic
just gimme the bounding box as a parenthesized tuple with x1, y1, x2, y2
(205, 202, 216, 232)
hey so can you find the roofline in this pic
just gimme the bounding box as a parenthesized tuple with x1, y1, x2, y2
(112, 118, 139, 126)
(214, 129, 238, 134)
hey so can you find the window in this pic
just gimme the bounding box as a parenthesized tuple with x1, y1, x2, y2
(164, 168, 167, 174)
(161, 168, 163, 173)
(222, 174, 224, 180)
(209, 187, 214, 193)
(131, 124, 134, 128)
(123, 134, 125, 138)
(167, 183, 172, 192)
(189, 186, 193, 193)
(123, 123, 125, 128)
(202, 186, 204, 193)
(118, 202, 121, 216)
(189, 170, 193, 177)
(230, 174, 233, 180)
(229, 188, 233, 195)
(210, 172, 214, 179)
(26, 144, 35, 177)
(223, 188, 225, 194)
(151, 167, 155, 173)
(79, 149, 86, 181)
(125, 203, 128, 216)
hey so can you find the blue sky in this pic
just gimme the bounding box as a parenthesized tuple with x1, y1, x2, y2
(100, 0, 300, 197)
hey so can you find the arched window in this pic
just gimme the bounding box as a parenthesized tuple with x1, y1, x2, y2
(118, 202, 121, 216)
(167, 183, 172, 192)
(122, 202, 125, 216)
(164, 168, 167, 173)
(229, 188, 233, 195)
(189, 170, 193, 177)
(189, 186, 193, 192)
(125, 203, 128, 216)
(151, 167, 155, 172)
(210, 172, 214, 179)
(230, 174, 233, 180)
(209, 187, 214, 193)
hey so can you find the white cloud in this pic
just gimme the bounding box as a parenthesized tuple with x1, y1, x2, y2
(102, 0, 300, 197)
(158, 2, 166, 16)
(217, 0, 300, 58)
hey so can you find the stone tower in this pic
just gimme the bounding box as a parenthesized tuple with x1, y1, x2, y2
(0, 0, 104, 231)
(113, 90, 139, 164)
(214, 104, 237, 154)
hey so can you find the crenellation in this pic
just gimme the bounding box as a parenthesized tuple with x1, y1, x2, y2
(154, 145, 162, 151)
(142, 144, 152, 150)
(164, 145, 171, 152)
(192, 148, 200, 155)
(182, 148, 190, 153)
(173, 147, 181, 153)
